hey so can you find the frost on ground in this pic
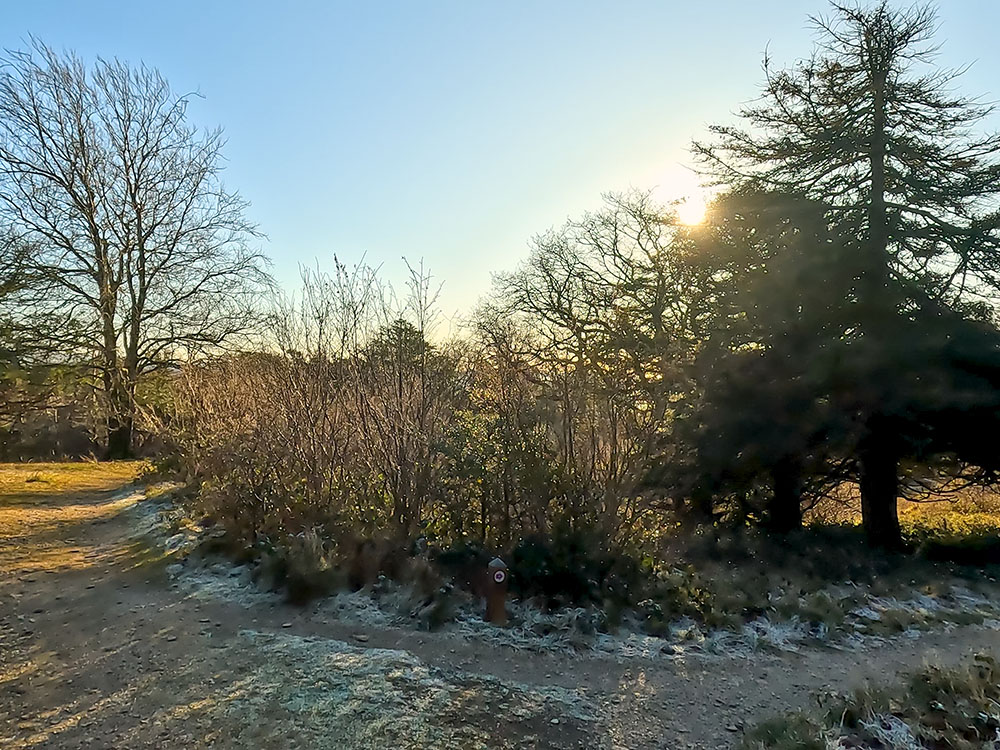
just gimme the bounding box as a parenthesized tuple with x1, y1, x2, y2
(127, 487, 1000, 663)
(206, 629, 594, 750)
(126, 488, 277, 604)
(453, 606, 825, 659)
(126, 485, 199, 555)
(857, 714, 921, 750)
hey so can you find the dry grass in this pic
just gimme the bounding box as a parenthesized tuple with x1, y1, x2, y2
(809, 483, 1000, 527)
(0, 461, 147, 576)
(741, 653, 1000, 750)
(0, 461, 146, 506)
(806, 483, 1000, 565)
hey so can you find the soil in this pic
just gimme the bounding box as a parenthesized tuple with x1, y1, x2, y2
(4, 475, 1000, 749)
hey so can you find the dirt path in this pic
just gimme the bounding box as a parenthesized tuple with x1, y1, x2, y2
(4, 477, 1000, 749)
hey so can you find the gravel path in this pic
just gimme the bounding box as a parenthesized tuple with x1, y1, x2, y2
(4, 478, 1000, 749)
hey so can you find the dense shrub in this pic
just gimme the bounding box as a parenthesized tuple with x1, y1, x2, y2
(152, 255, 667, 603)
(509, 527, 642, 607)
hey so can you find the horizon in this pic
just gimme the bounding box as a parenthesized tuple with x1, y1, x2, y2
(5, 1, 1000, 330)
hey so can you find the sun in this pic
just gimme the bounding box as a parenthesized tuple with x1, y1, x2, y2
(675, 194, 707, 225)
(651, 165, 710, 225)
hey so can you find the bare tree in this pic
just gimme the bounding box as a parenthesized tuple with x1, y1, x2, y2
(0, 41, 271, 457)
(493, 191, 712, 536)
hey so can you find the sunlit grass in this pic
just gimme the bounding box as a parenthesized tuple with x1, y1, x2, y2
(808, 482, 1000, 549)
(0, 461, 148, 575)
(902, 510, 1000, 540)
(0, 461, 146, 506)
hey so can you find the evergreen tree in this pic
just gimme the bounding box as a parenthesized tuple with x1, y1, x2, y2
(670, 190, 858, 531)
(695, 2, 1000, 546)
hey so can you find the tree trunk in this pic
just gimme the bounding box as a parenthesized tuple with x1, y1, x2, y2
(858, 423, 901, 549)
(105, 412, 133, 460)
(768, 457, 803, 533)
(854, 61, 902, 550)
(686, 484, 716, 526)
(103, 371, 135, 460)
(868, 63, 890, 293)
(102, 374, 135, 459)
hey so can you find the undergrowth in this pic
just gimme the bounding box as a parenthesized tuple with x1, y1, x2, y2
(741, 653, 1000, 750)
(171, 490, 1000, 644)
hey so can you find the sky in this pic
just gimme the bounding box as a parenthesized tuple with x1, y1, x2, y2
(4, 1, 1000, 329)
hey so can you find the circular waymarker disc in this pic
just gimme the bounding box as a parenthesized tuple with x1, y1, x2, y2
(493, 570, 506, 584)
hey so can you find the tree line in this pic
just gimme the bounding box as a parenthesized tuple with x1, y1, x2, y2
(4, 2, 1000, 556)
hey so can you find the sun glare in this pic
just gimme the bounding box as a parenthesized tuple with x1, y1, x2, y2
(652, 166, 710, 225)
(675, 194, 707, 225)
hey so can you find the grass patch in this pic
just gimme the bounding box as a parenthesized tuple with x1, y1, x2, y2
(742, 653, 1000, 750)
(740, 714, 826, 750)
(0, 461, 147, 506)
(640, 522, 1000, 642)
(903, 511, 1000, 565)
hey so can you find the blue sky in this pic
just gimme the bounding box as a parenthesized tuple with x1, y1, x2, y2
(4, 1, 1000, 325)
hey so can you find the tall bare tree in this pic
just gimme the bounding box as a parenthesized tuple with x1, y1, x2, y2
(0, 42, 271, 457)
(494, 191, 713, 536)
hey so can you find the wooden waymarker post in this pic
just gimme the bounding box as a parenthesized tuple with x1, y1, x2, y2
(486, 557, 508, 626)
